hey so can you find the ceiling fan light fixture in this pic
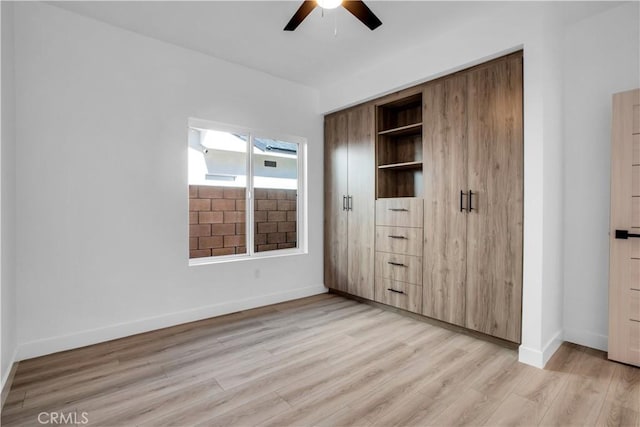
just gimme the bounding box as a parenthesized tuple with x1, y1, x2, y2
(284, 0, 381, 31)
(316, 0, 342, 10)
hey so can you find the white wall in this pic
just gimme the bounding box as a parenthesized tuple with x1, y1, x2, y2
(1, 0, 18, 389)
(318, 2, 566, 367)
(563, 2, 640, 351)
(540, 9, 566, 363)
(13, 2, 324, 359)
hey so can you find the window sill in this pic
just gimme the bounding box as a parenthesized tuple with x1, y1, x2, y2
(188, 248, 306, 267)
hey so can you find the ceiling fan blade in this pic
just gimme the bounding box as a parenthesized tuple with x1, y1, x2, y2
(284, 1, 317, 31)
(342, 0, 382, 30)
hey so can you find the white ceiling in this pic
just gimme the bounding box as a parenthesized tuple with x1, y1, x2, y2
(51, 1, 622, 88)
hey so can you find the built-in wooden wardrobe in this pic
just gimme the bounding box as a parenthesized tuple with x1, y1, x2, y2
(324, 104, 376, 299)
(423, 53, 523, 342)
(324, 51, 524, 343)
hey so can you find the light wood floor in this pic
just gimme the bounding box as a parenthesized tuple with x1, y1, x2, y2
(2, 294, 639, 426)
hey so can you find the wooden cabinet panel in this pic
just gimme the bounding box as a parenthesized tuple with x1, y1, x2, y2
(347, 105, 376, 300)
(324, 113, 349, 293)
(375, 278, 422, 314)
(376, 226, 423, 256)
(375, 252, 423, 285)
(422, 74, 468, 327)
(465, 53, 524, 343)
(375, 198, 423, 228)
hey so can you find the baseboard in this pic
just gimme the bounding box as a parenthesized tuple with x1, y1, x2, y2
(518, 329, 564, 369)
(1, 350, 19, 410)
(16, 284, 328, 361)
(518, 345, 544, 368)
(542, 330, 564, 365)
(564, 328, 608, 352)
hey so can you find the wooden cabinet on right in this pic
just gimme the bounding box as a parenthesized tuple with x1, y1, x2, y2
(423, 52, 524, 343)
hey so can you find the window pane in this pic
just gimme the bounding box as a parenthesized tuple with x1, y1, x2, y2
(253, 138, 298, 253)
(188, 128, 247, 258)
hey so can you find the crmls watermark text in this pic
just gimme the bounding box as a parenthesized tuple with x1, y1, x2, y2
(37, 411, 89, 425)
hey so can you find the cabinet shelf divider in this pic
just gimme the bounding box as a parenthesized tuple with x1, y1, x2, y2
(378, 161, 423, 171)
(378, 122, 423, 137)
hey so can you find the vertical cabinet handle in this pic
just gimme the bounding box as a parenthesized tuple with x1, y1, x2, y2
(460, 190, 467, 212)
(348, 196, 353, 211)
(468, 190, 475, 212)
(342, 195, 347, 211)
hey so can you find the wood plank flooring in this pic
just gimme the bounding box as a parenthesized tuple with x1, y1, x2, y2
(2, 294, 639, 426)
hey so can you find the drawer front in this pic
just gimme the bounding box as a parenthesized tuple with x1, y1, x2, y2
(375, 252, 423, 285)
(376, 226, 423, 256)
(375, 278, 422, 314)
(376, 198, 423, 228)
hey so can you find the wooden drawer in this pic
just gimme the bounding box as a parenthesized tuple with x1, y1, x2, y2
(375, 252, 422, 285)
(375, 226, 423, 256)
(376, 198, 423, 228)
(375, 278, 422, 314)
(631, 289, 640, 322)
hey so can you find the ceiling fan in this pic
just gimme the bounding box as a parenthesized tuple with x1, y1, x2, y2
(284, 0, 382, 31)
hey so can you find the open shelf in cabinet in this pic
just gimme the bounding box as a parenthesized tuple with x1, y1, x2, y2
(377, 168, 423, 199)
(376, 92, 423, 199)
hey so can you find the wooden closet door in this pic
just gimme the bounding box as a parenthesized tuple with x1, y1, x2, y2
(423, 75, 468, 326)
(347, 105, 375, 299)
(608, 88, 640, 367)
(466, 53, 524, 342)
(324, 112, 349, 292)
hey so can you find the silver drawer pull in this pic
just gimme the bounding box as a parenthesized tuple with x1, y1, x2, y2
(388, 208, 409, 212)
(387, 288, 405, 295)
(387, 261, 407, 267)
(388, 235, 407, 239)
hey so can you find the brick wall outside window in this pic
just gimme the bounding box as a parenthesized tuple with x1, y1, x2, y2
(189, 185, 297, 258)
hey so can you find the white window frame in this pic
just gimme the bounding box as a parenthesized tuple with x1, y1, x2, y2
(188, 118, 307, 266)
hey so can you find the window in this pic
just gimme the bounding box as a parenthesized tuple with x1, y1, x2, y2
(188, 119, 305, 263)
